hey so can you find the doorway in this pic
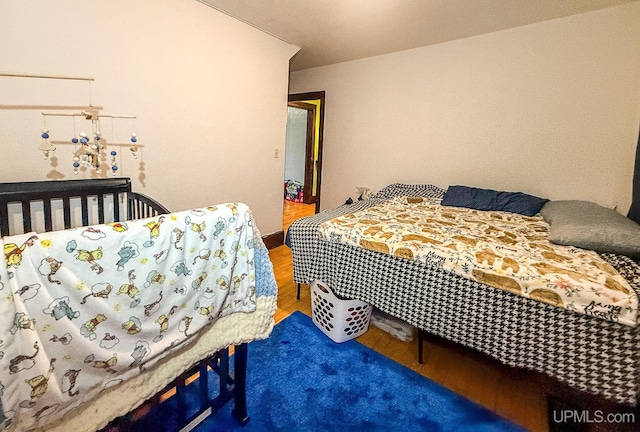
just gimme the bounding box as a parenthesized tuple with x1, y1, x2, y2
(285, 91, 325, 215)
(285, 102, 316, 205)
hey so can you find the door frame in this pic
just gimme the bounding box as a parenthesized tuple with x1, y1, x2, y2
(287, 91, 325, 213)
(287, 101, 317, 205)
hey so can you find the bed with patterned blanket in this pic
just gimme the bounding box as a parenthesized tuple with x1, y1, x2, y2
(0, 179, 278, 432)
(288, 183, 640, 406)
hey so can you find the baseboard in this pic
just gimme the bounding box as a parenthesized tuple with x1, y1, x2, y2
(262, 230, 284, 249)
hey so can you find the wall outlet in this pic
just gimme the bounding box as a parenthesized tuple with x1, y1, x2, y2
(273, 148, 279, 158)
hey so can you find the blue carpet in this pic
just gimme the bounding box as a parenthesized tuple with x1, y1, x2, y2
(143, 311, 526, 431)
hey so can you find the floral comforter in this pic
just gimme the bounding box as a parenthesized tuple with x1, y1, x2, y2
(319, 196, 638, 327)
(0, 203, 259, 431)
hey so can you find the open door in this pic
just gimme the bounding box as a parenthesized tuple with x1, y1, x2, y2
(286, 101, 317, 205)
(286, 91, 325, 212)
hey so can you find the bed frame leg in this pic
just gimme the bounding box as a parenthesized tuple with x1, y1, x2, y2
(418, 330, 424, 364)
(232, 343, 249, 425)
(296, 283, 301, 300)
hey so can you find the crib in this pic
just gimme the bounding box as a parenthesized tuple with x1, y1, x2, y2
(0, 178, 277, 432)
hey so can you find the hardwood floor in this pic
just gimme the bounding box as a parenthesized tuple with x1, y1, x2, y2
(282, 199, 316, 232)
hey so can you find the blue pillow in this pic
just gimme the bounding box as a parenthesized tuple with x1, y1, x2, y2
(441, 185, 548, 217)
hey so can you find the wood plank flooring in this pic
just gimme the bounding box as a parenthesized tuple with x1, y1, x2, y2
(274, 201, 639, 432)
(283, 199, 316, 232)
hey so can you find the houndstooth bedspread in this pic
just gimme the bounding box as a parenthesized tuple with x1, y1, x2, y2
(288, 184, 640, 405)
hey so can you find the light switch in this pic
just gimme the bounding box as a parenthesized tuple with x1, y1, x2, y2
(274, 148, 280, 158)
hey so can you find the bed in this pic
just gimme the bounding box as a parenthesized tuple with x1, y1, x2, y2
(288, 183, 640, 407)
(0, 178, 278, 432)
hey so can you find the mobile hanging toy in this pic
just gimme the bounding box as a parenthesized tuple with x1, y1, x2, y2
(40, 109, 138, 176)
(0, 71, 141, 177)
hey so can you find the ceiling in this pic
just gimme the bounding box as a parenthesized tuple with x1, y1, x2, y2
(199, 0, 636, 72)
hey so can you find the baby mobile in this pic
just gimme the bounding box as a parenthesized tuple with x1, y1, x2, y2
(39, 108, 139, 176)
(0, 72, 142, 176)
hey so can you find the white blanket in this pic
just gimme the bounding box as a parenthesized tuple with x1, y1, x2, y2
(0, 203, 262, 431)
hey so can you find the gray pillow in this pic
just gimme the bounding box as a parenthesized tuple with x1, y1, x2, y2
(540, 200, 640, 258)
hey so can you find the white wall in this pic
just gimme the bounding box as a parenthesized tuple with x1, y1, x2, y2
(290, 3, 640, 212)
(0, 0, 298, 235)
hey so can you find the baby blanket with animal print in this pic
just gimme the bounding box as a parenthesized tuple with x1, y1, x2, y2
(319, 195, 639, 327)
(0, 203, 258, 431)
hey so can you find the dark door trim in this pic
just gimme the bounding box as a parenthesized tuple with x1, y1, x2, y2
(288, 91, 325, 213)
(287, 101, 317, 205)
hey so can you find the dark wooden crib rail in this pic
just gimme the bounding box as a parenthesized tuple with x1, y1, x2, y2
(129, 190, 170, 220)
(0, 178, 169, 236)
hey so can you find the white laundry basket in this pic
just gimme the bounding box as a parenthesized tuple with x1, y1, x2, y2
(310, 280, 372, 343)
